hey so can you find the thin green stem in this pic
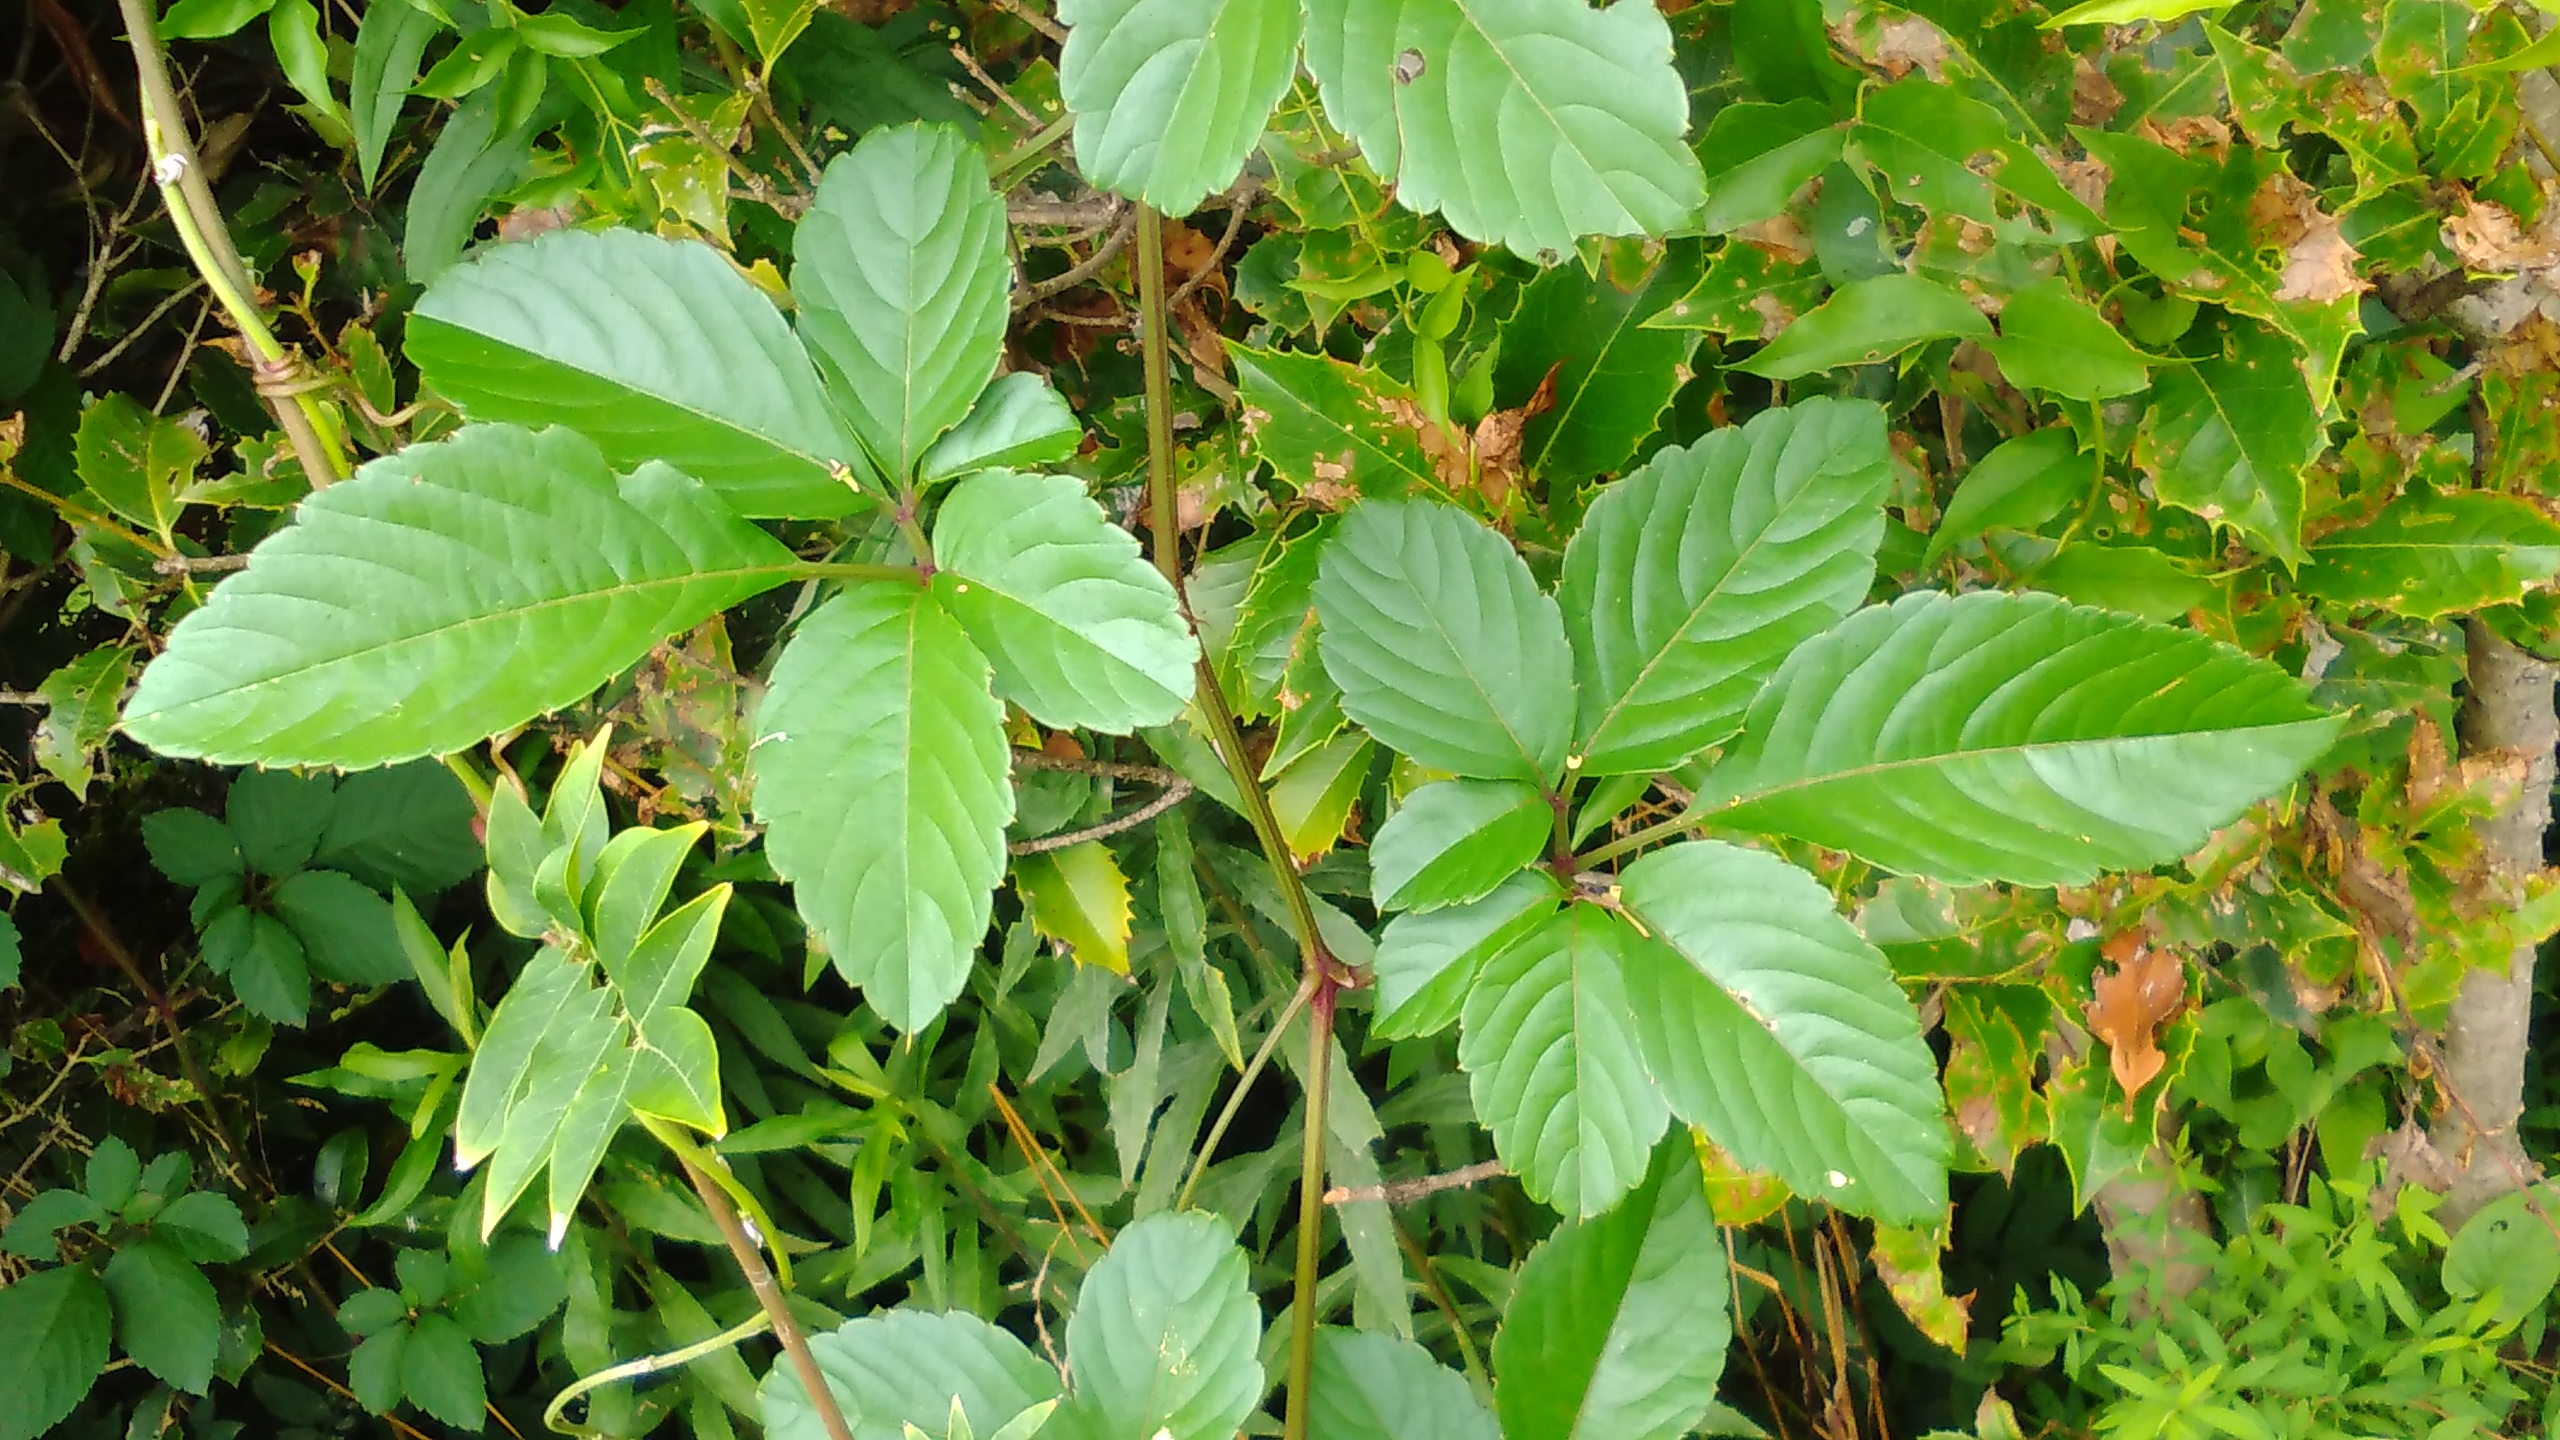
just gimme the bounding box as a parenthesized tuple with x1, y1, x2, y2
(1177, 973, 1316, 1212)
(113, 0, 349, 485)
(1575, 804, 1701, 870)
(544, 1311, 772, 1436)
(0, 472, 171, 557)
(1285, 983, 1336, 1440)
(992, 112, 1076, 189)
(1394, 1212, 1493, 1404)
(1133, 198, 1340, 1436)
(796, 560, 922, 585)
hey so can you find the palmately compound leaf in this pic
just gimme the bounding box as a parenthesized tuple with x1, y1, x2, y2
(1063, 1211, 1262, 1440)
(0, 1265, 110, 1440)
(1300, 0, 1704, 256)
(1460, 904, 1667, 1218)
(1559, 397, 1892, 775)
(761, 1310, 1063, 1440)
(408, 229, 867, 517)
(1314, 499, 1576, 784)
(753, 580, 1013, 1033)
(1620, 841, 1949, 1224)
(1689, 590, 2344, 886)
(794, 123, 1010, 482)
(1369, 777, 1551, 912)
(125, 424, 799, 770)
(2296, 488, 2560, 620)
(1310, 1328, 1499, 1440)
(1492, 1142, 1732, 1440)
(929, 470, 1195, 732)
(1059, 0, 1304, 215)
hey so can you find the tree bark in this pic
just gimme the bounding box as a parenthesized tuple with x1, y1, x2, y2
(2434, 620, 2558, 1228)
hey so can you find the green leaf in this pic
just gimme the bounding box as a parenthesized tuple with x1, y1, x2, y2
(86, 1139, 140, 1212)
(150, 1191, 250, 1264)
(401, 1313, 489, 1429)
(1314, 499, 1575, 782)
(1059, 0, 1303, 214)
(455, 946, 590, 1170)
(1492, 238, 1707, 482)
(930, 470, 1196, 732)
(158, 0, 278, 40)
(403, 89, 547, 285)
(351, 0, 442, 191)
(764, 1311, 1062, 1440)
(483, 979, 622, 1237)
(452, 1232, 571, 1344)
(1738, 273, 1991, 380)
(1310, 1329, 1498, 1440)
(2044, 0, 2225, 26)
(1371, 778, 1550, 912)
(1492, 1141, 1732, 1440)
(1689, 590, 2344, 886)
(1460, 904, 1668, 1217)
(1375, 871, 1560, 1039)
(2445, 1184, 2560, 1325)
(2, 1189, 101, 1261)
(0, 912, 16, 993)
(1922, 428, 2085, 565)
(610, 883, 728, 1030)
(103, 1239, 221, 1393)
(124, 424, 800, 769)
(1697, 101, 1843, 235)
(75, 392, 202, 542)
(514, 11, 642, 56)
(1300, 0, 1706, 255)
(337, 1287, 408, 1338)
(1231, 345, 1444, 502)
(409, 229, 866, 517)
(1014, 841, 1135, 975)
(1621, 842, 1948, 1223)
(2298, 489, 2560, 619)
(742, 0, 818, 68)
(228, 769, 334, 875)
(754, 581, 1013, 1033)
(273, 869, 403, 985)
(1063, 1211, 1262, 1440)
(267, 0, 350, 129)
(628, 1004, 725, 1135)
(794, 123, 1010, 481)
(586, 823, 707, 975)
(1559, 397, 1892, 774)
(0, 818, 67, 895)
(34, 645, 134, 799)
(1987, 280, 2153, 400)
(144, 809, 240, 888)
(349, 1325, 409, 1415)
(202, 907, 312, 1024)
(315, 762, 483, 894)
(2136, 313, 2323, 564)
(2025, 545, 2218, 623)
(1852, 78, 2097, 241)
(919, 373, 1083, 483)
(0, 1265, 110, 1440)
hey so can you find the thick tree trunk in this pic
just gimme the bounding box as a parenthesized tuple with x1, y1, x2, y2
(2433, 621, 2558, 1228)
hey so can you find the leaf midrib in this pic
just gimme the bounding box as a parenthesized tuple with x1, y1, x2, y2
(1700, 716, 2332, 813)
(133, 560, 803, 718)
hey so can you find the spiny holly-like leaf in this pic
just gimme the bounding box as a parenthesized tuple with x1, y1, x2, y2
(1460, 904, 1667, 1217)
(33, 645, 133, 799)
(1621, 841, 1949, 1224)
(1371, 778, 1550, 913)
(1063, 1211, 1262, 1440)
(1059, 0, 1304, 215)
(1987, 279, 2154, 401)
(409, 229, 865, 517)
(763, 1311, 1063, 1440)
(2136, 312, 2323, 563)
(2298, 489, 2560, 619)
(754, 580, 1012, 1033)
(1375, 871, 1560, 1039)
(1492, 238, 1706, 482)
(1300, 0, 1705, 256)
(1739, 273, 1991, 379)
(1314, 499, 1575, 783)
(1232, 344, 1444, 502)
(794, 122, 1010, 481)
(1310, 1329, 1499, 1440)
(1492, 1142, 1731, 1440)
(1689, 590, 2343, 886)
(1559, 397, 1891, 775)
(1696, 100, 1843, 235)
(1014, 840, 1135, 975)
(929, 469, 1195, 733)
(0, 1265, 109, 1440)
(1852, 77, 2098, 242)
(124, 424, 799, 769)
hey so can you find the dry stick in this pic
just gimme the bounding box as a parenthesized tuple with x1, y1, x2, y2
(263, 1342, 442, 1440)
(989, 0, 1068, 43)
(643, 76, 804, 216)
(1135, 201, 1341, 1440)
(1014, 204, 1136, 311)
(1323, 1160, 1505, 1206)
(111, 0, 347, 486)
(1010, 778, 1194, 856)
(673, 1152, 856, 1440)
(985, 1082, 1110, 1253)
(50, 877, 238, 1167)
(77, 277, 203, 377)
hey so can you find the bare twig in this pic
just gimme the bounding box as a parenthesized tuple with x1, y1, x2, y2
(989, 0, 1069, 43)
(950, 43, 1043, 126)
(1014, 205, 1137, 310)
(1009, 749, 1184, 785)
(153, 553, 249, 576)
(1010, 779, 1193, 855)
(674, 1152, 856, 1440)
(77, 278, 204, 377)
(644, 76, 806, 217)
(1010, 193, 1126, 229)
(51, 877, 238, 1169)
(1324, 1160, 1506, 1207)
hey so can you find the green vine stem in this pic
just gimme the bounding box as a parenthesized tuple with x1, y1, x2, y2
(1133, 200, 1340, 1440)
(112, 0, 351, 487)
(543, 1311, 773, 1436)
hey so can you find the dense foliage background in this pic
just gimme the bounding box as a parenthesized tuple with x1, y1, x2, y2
(6, 0, 2560, 1436)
